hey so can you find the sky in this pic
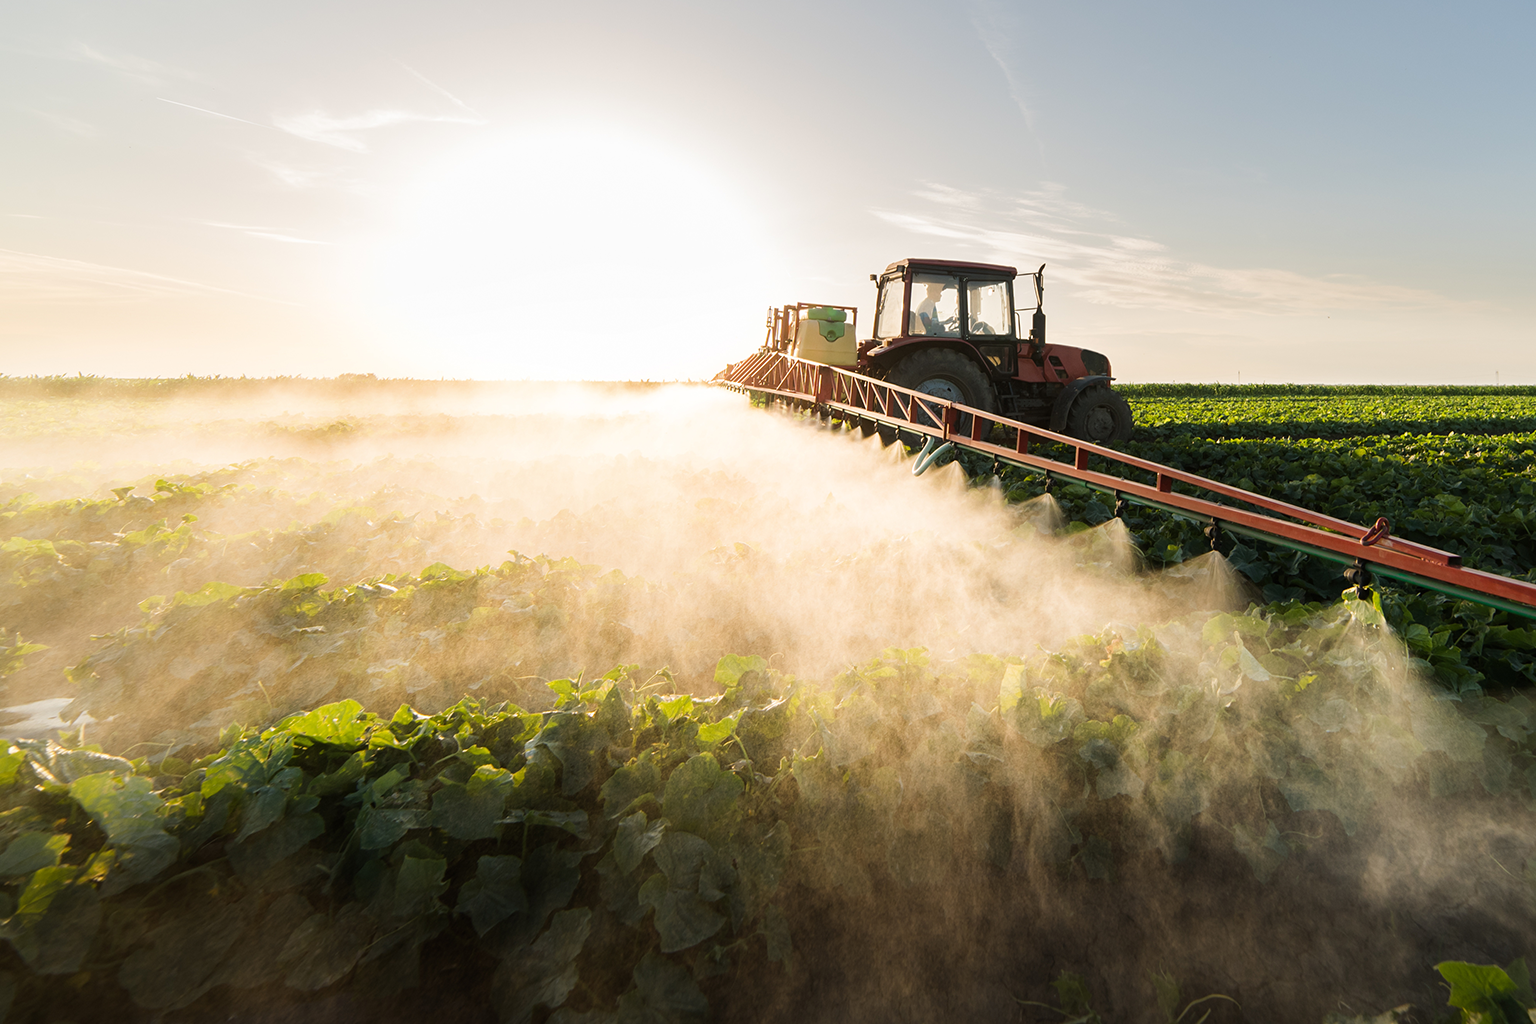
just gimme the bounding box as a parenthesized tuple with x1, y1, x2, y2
(1, 0, 1533, 383)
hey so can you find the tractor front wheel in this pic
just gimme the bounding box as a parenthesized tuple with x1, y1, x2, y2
(1065, 387, 1134, 443)
(886, 348, 998, 433)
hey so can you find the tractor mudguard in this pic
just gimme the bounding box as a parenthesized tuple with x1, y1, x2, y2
(1049, 375, 1110, 433)
(864, 337, 994, 372)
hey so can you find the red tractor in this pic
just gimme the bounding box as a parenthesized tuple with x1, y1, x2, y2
(765, 258, 1133, 442)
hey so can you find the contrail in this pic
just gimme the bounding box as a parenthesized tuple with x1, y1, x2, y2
(399, 62, 484, 118)
(158, 97, 273, 130)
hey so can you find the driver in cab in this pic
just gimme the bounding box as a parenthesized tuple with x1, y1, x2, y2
(909, 280, 959, 337)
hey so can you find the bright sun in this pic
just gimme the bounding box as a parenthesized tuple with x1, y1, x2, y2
(372, 125, 771, 381)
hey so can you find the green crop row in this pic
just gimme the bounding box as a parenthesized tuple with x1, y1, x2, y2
(1117, 384, 1536, 398)
(1126, 394, 1536, 440)
(1, 591, 1532, 1021)
(1118, 432, 1536, 584)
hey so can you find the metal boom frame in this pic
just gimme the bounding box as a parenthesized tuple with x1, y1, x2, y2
(714, 351, 1536, 618)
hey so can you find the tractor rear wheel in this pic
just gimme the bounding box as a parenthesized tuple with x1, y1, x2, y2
(1065, 386, 1133, 443)
(885, 348, 998, 433)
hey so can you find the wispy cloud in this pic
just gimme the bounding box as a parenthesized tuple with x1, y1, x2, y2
(22, 107, 97, 137)
(70, 42, 195, 88)
(246, 158, 363, 192)
(0, 249, 297, 305)
(273, 108, 485, 152)
(875, 184, 1464, 316)
(203, 221, 330, 245)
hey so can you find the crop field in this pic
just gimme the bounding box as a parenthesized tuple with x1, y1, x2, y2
(0, 377, 1533, 1023)
(1121, 384, 1536, 441)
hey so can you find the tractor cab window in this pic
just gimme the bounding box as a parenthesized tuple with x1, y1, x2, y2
(875, 276, 906, 338)
(909, 274, 960, 337)
(966, 280, 1010, 337)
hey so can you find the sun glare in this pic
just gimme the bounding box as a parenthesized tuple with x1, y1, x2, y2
(371, 126, 770, 381)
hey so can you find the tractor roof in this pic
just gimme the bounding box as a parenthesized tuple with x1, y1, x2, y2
(883, 258, 1017, 279)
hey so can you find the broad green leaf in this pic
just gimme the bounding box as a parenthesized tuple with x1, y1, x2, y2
(0, 749, 22, 787)
(494, 908, 592, 1024)
(1436, 959, 1530, 1019)
(457, 855, 526, 937)
(696, 713, 739, 747)
(661, 754, 742, 837)
(358, 807, 426, 850)
(201, 737, 296, 798)
(0, 832, 68, 877)
(614, 811, 666, 875)
(431, 765, 514, 841)
(714, 654, 767, 688)
(367, 763, 411, 801)
(1236, 644, 1272, 683)
(227, 809, 325, 878)
(173, 580, 246, 609)
(308, 749, 370, 797)
(635, 832, 734, 953)
(601, 757, 660, 819)
(652, 832, 733, 901)
(236, 785, 289, 841)
(594, 684, 630, 739)
(998, 663, 1026, 714)
(392, 855, 448, 918)
(4, 866, 100, 974)
(13, 865, 75, 919)
(658, 694, 694, 721)
(501, 809, 590, 839)
(281, 700, 371, 747)
(69, 771, 177, 888)
(638, 872, 724, 953)
(505, 844, 584, 946)
(534, 712, 605, 796)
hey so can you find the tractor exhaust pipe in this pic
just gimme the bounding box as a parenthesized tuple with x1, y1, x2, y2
(1028, 264, 1046, 357)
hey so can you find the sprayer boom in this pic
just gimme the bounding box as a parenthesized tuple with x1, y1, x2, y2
(713, 350, 1536, 618)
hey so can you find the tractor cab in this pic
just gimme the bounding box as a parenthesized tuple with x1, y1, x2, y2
(864, 258, 1042, 377)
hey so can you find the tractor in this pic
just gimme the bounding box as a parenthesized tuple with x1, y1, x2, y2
(765, 258, 1133, 442)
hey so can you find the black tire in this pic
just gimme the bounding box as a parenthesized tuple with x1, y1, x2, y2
(885, 348, 998, 432)
(1065, 387, 1133, 443)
